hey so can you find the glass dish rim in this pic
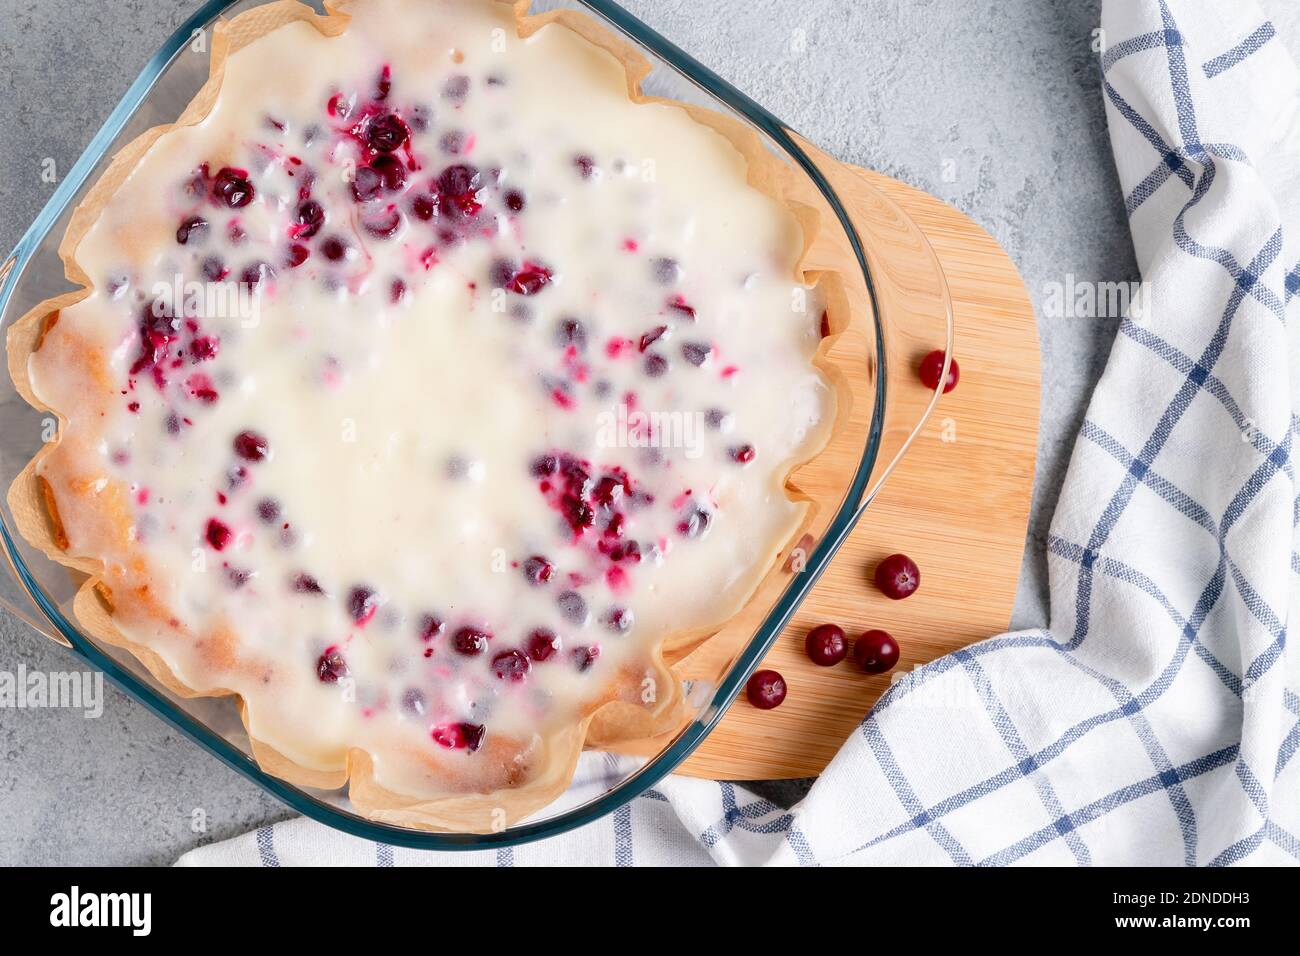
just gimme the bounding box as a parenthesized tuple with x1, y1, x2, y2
(0, 0, 887, 851)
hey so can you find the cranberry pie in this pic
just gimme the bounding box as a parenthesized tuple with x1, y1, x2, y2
(9, 0, 841, 830)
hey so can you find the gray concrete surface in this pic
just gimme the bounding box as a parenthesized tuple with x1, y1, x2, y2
(0, 0, 1142, 864)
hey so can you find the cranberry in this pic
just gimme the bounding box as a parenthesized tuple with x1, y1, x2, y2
(295, 200, 325, 238)
(504, 190, 525, 212)
(233, 430, 269, 462)
(855, 629, 900, 674)
(390, 278, 407, 303)
(919, 350, 959, 393)
(643, 353, 669, 377)
(347, 585, 379, 624)
(240, 261, 275, 290)
(677, 505, 711, 539)
(526, 628, 561, 662)
(530, 453, 559, 478)
(573, 154, 596, 178)
(321, 236, 349, 262)
(292, 573, 324, 594)
(875, 553, 920, 600)
(681, 342, 711, 367)
(418, 614, 445, 642)
(492, 649, 531, 682)
(604, 607, 634, 633)
(401, 688, 427, 716)
(212, 167, 254, 208)
(705, 408, 732, 431)
(190, 336, 219, 362)
(572, 645, 600, 672)
(592, 474, 626, 505)
(361, 205, 403, 239)
(374, 65, 392, 100)
(561, 495, 595, 533)
(489, 257, 517, 288)
(508, 262, 552, 296)
(367, 113, 409, 153)
(651, 257, 681, 284)
(804, 623, 847, 666)
(432, 722, 484, 751)
(316, 648, 348, 683)
(176, 215, 208, 245)
(285, 243, 310, 268)
(452, 626, 490, 656)
(411, 193, 437, 220)
(557, 590, 589, 625)
(639, 325, 667, 352)
(351, 166, 383, 203)
(443, 74, 470, 101)
(256, 498, 281, 523)
(667, 294, 696, 320)
(371, 154, 407, 191)
(730, 444, 756, 464)
(555, 317, 588, 351)
(205, 518, 232, 550)
(522, 555, 554, 585)
(201, 256, 228, 281)
(746, 669, 787, 709)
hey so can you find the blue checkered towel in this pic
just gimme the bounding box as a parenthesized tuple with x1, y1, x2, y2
(178, 0, 1300, 866)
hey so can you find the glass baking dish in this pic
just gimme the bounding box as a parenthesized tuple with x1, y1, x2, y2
(0, 0, 952, 849)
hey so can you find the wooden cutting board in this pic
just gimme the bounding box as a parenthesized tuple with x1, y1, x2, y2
(666, 160, 1040, 780)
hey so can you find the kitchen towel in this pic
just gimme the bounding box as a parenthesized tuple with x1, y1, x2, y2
(178, 0, 1300, 866)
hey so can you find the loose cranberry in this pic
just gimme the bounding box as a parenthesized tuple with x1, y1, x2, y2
(452, 626, 490, 656)
(804, 623, 847, 666)
(573, 154, 596, 179)
(418, 614, 445, 642)
(233, 430, 269, 462)
(746, 669, 787, 709)
(561, 495, 595, 533)
(492, 649, 531, 682)
(212, 167, 254, 208)
(504, 190, 525, 212)
(390, 278, 407, 303)
(592, 474, 626, 505)
(875, 553, 920, 600)
(256, 498, 281, 523)
(190, 336, 219, 362)
(294, 200, 325, 238)
(704, 408, 732, 430)
(572, 645, 600, 672)
(205, 518, 232, 550)
(855, 629, 900, 674)
(667, 294, 696, 320)
(402, 688, 427, 716)
(316, 648, 347, 683)
(730, 444, 756, 464)
(508, 262, 552, 296)
(347, 585, 379, 624)
(919, 350, 959, 393)
(644, 353, 669, 377)
(176, 215, 208, 245)
(367, 113, 409, 153)
(526, 628, 561, 662)
(522, 555, 554, 585)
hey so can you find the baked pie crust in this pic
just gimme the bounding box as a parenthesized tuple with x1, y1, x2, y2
(6, 0, 854, 831)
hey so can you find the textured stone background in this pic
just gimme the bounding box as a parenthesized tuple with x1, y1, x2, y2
(0, 0, 1262, 865)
